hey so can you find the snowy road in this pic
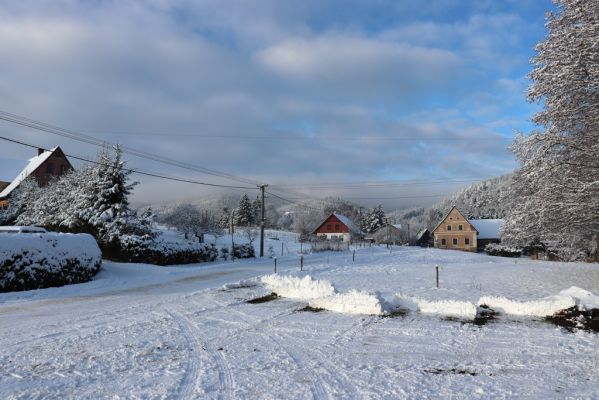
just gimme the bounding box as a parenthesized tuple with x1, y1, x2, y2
(1, 247, 598, 399)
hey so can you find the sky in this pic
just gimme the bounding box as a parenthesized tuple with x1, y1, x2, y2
(0, 0, 553, 209)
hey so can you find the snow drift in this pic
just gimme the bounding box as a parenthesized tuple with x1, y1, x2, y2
(0, 232, 102, 292)
(309, 290, 388, 315)
(261, 274, 335, 300)
(393, 293, 478, 320)
(478, 295, 576, 317)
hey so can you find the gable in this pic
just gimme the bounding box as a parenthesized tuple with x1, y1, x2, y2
(313, 214, 349, 234)
(432, 207, 477, 234)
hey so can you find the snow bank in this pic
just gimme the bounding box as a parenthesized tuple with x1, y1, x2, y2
(309, 290, 387, 315)
(394, 293, 478, 320)
(0, 232, 102, 292)
(478, 294, 576, 317)
(222, 279, 259, 290)
(261, 274, 335, 300)
(559, 286, 599, 310)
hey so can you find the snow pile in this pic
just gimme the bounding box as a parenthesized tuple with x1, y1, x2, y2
(0, 232, 102, 292)
(309, 290, 387, 315)
(393, 293, 478, 320)
(478, 294, 576, 317)
(261, 274, 336, 300)
(559, 286, 599, 310)
(222, 279, 259, 290)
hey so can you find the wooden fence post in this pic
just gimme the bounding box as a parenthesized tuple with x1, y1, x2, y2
(435, 264, 439, 289)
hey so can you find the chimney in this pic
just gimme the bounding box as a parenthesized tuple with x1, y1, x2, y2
(38, 148, 45, 156)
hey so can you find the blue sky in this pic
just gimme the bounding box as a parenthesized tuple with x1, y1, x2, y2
(0, 0, 552, 208)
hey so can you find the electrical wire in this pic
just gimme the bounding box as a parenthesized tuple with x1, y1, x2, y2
(0, 136, 258, 190)
(0, 110, 261, 186)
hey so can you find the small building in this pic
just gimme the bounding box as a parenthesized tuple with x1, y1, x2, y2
(0, 147, 73, 208)
(432, 206, 504, 252)
(372, 223, 403, 245)
(312, 212, 363, 242)
(416, 228, 433, 247)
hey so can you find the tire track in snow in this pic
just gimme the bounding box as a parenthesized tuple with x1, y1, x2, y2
(166, 310, 205, 399)
(197, 295, 351, 399)
(167, 309, 235, 400)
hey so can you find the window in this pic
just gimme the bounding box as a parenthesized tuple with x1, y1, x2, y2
(46, 163, 55, 174)
(326, 224, 332, 230)
(335, 224, 340, 231)
(447, 225, 452, 231)
(452, 238, 458, 245)
(441, 238, 446, 245)
(458, 224, 463, 231)
(465, 238, 470, 245)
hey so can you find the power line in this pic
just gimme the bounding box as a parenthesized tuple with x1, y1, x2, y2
(0, 136, 258, 190)
(265, 191, 325, 212)
(0, 110, 260, 186)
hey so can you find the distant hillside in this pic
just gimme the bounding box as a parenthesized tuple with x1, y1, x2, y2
(388, 174, 515, 236)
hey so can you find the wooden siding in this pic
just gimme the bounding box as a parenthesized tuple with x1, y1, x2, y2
(314, 214, 349, 234)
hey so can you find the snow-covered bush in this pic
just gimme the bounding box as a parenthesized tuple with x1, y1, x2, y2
(115, 234, 218, 265)
(484, 243, 522, 258)
(0, 233, 101, 292)
(233, 243, 255, 259)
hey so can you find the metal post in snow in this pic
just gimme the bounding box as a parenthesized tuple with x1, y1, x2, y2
(281, 241, 284, 257)
(353, 250, 355, 262)
(436, 264, 439, 289)
(300, 255, 304, 271)
(274, 257, 277, 273)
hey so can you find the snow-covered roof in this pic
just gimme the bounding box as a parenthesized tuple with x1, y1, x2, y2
(312, 212, 363, 235)
(0, 147, 58, 199)
(0, 226, 47, 233)
(470, 219, 504, 239)
(333, 213, 363, 235)
(392, 223, 402, 230)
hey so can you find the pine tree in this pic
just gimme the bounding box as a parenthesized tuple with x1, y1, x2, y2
(235, 194, 254, 226)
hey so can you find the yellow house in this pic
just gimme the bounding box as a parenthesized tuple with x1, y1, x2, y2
(432, 206, 478, 252)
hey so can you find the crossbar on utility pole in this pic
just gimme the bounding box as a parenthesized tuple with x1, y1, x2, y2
(259, 184, 268, 257)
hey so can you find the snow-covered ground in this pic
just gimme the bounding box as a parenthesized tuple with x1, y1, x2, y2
(1, 245, 598, 399)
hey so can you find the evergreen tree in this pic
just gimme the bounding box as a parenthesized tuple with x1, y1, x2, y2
(235, 194, 254, 226)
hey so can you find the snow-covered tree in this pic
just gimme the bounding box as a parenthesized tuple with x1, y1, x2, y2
(503, 0, 599, 259)
(363, 205, 386, 234)
(235, 194, 254, 226)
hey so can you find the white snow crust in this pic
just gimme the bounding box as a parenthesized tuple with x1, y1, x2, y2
(309, 290, 387, 315)
(261, 274, 336, 300)
(478, 294, 576, 317)
(394, 293, 478, 319)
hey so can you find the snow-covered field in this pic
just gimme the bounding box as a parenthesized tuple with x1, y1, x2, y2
(1, 245, 598, 399)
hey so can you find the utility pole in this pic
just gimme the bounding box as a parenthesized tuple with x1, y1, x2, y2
(259, 184, 268, 257)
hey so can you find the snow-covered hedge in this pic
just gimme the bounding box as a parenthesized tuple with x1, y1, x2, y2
(0, 233, 101, 292)
(233, 243, 255, 259)
(484, 243, 522, 258)
(115, 234, 218, 265)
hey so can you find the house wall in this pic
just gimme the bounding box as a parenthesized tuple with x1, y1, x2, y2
(315, 215, 351, 241)
(32, 150, 72, 186)
(433, 208, 478, 252)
